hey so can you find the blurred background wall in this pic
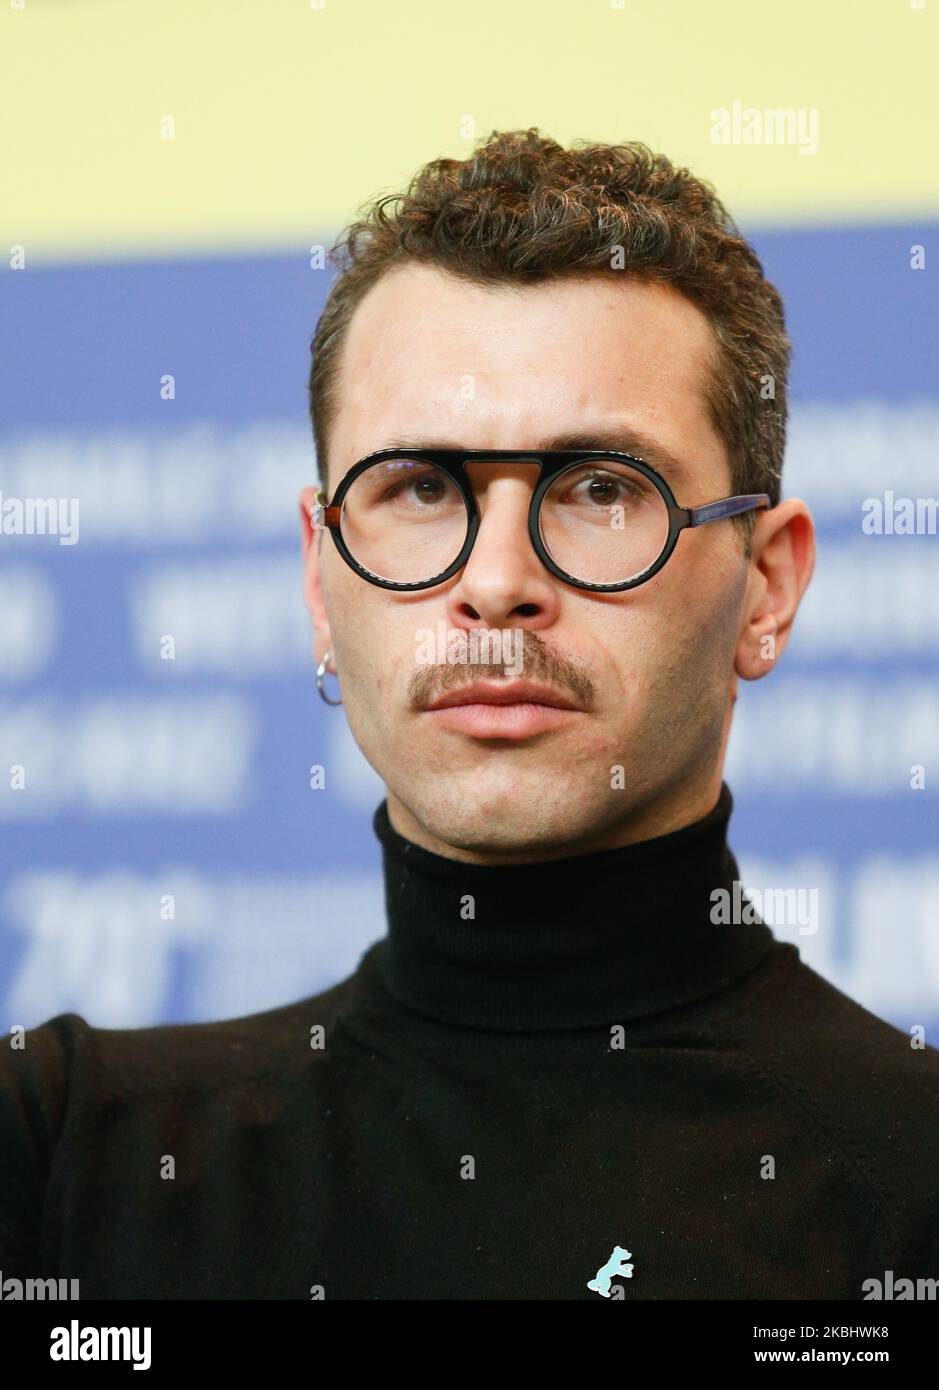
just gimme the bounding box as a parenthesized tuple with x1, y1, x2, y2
(0, 0, 936, 1031)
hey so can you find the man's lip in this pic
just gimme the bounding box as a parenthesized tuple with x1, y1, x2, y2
(422, 680, 582, 712)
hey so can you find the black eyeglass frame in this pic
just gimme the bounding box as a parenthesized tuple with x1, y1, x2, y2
(311, 448, 772, 593)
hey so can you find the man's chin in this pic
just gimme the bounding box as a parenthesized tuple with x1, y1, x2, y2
(386, 773, 622, 864)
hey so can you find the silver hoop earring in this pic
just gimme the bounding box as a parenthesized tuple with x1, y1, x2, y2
(316, 651, 343, 706)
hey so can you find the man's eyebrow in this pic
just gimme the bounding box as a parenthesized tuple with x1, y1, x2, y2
(536, 429, 690, 483)
(378, 429, 691, 485)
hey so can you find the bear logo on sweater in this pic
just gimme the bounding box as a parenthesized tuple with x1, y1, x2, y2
(587, 1246, 634, 1297)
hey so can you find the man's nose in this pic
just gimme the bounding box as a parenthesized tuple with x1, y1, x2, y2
(443, 462, 561, 629)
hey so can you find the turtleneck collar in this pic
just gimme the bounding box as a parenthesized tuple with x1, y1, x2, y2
(369, 782, 775, 1032)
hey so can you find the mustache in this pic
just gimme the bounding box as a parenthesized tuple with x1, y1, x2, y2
(408, 629, 596, 710)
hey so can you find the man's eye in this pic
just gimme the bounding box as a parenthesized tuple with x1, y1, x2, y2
(584, 476, 620, 504)
(565, 472, 641, 505)
(380, 473, 450, 505)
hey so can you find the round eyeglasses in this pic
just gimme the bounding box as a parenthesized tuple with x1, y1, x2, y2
(311, 448, 772, 593)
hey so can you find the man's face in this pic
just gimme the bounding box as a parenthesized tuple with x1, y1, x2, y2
(302, 263, 755, 858)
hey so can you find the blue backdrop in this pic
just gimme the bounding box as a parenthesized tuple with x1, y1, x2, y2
(1, 225, 936, 1034)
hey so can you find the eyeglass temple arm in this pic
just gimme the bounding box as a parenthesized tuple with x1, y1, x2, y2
(685, 494, 771, 528)
(311, 491, 341, 530)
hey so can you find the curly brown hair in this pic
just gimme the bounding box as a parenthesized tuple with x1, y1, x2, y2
(308, 129, 790, 554)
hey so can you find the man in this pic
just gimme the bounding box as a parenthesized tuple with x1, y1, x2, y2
(2, 131, 937, 1300)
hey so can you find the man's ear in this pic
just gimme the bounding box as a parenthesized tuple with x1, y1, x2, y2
(734, 499, 816, 681)
(299, 485, 333, 667)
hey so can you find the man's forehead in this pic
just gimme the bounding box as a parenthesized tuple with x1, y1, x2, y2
(329, 266, 724, 485)
(341, 262, 716, 356)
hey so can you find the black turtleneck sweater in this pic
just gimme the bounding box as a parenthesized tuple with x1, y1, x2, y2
(2, 783, 938, 1300)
